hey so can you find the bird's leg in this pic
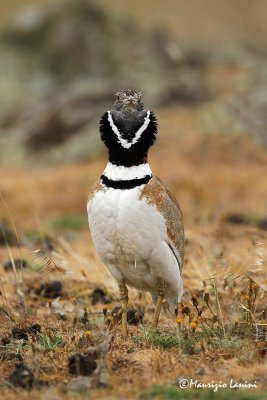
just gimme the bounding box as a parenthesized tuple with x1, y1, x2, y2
(118, 280, 128, 336)
(152, 279, 166, 329)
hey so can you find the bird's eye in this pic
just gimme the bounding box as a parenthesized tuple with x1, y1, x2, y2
(115, 93, 120, 101)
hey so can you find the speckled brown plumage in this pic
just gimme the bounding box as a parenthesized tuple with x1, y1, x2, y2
(88, 179, 104, 202)
(139, 176, 184, 271)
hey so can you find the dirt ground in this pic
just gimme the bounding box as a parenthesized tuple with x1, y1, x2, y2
(0, 107, 266, 399)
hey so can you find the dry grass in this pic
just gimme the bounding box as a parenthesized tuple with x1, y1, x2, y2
(0, 108, 267, 398)
(0, 1, 266, 398)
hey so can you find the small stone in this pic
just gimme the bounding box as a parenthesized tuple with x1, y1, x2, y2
(111, 306, 144, 325)
(222, 214, 247, 225)
(12, 327, 29, 341)
(126, 307, 144, 325)
(35, 280, 63, 298)
(196, 366, 207, 376)
(68, 353, 97, 376)
(257, 218, 267, 230)
(9, 364, 34, 389)
(28, 323, 41, 334)
(91, 287, 112, 305)
(3, 259, 28, 271)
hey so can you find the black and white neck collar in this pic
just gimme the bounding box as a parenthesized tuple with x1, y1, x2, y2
(107, 111, 151, 149)
(99, 109, 157, 167)
(101, 163, 152, 190)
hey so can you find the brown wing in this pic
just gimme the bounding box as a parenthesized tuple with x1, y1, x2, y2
(139, 176, 184, 271)
(88, 179, 105, 203)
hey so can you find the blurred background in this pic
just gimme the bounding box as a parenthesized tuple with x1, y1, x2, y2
(0, 0, 267, 256)
(0, 3, 266, 395)
(1, 0, 267, 164)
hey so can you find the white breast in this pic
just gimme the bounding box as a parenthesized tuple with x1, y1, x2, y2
(88, 186, 165, 262)
(87, 185, 183, 307)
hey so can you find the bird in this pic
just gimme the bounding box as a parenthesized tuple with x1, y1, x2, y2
(87, 89, 184, 335)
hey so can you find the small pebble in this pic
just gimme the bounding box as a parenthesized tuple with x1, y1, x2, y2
(3, 259, 28, 271)
(35, 280, 63, 298)
(257, 218, 267, 231)
(111, 306, 144, 325)
(12, 327, 29, 341)
(126, 307, 144, 325)
(222, 213, 247, 225)
(196, 366, 207, 376)
(28, 323, 41, 334)
(91, 287, 112, 305)
(68, 353, 97, 376)
(9, 364, 34, 389)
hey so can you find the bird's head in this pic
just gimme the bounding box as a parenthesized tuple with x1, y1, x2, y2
(113, 89, 144, 112)
(99, 89, 157, 166)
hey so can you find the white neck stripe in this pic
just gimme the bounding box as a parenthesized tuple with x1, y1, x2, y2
(103, 162, 152, 181)
(107, 110, 151, 149)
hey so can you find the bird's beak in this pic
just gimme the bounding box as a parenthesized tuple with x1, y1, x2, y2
(126, 97, 135, 107)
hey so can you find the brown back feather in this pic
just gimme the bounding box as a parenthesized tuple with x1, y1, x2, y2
(139, 176, 184, 271)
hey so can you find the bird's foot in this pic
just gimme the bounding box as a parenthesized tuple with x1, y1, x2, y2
(152, 279, 166, 328)
(118, 280, 128, 336)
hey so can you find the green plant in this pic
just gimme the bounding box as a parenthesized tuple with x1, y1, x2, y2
(0, 340, 29, 352)
(51, 214, 86, 230)
(135, 327, 197, 354)
(38, 334, 63, 351)
(141, 385, 267, 400)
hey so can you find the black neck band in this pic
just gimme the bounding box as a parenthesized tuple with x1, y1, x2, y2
(100, 174, 152, 189)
